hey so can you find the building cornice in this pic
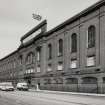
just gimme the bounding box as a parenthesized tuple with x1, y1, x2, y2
(45, 0, 105, 36)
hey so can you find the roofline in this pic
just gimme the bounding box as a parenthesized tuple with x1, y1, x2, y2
(21, 19, 47, 41)
(45, 0, 105, 36)
(0, 50, 18, 62)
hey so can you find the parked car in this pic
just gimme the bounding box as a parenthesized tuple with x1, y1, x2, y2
(0, 82, 14, 91)
(16, 82, 29, 91)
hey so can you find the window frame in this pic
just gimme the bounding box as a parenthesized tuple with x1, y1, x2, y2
(86, 56, 96, 67)
(48, 44, 52, 60)
(57, 61, 63, 70)
(58, 39, 63, 56)
(70, 59, 77, 69)
(71, 33, 77, 53)
(87, 25, 96, 49)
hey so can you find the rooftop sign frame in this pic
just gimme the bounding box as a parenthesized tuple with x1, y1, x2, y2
(21, 20, 47, 44)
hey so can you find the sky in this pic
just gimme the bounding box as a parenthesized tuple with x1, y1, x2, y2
(0, 0, 99, 59)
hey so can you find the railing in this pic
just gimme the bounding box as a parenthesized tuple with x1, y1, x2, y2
(39, 83, 99, 93)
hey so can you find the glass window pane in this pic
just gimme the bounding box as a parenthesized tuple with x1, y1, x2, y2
(57, 62, 63, 70)
(70, 60, 77, 68)
(87, 56, 95, 66)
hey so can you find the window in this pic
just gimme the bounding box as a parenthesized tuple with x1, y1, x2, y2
(82, 77, 97, 84)
(36, 47, 41, 61)
(13, 61, 16, 68)
(70, 59, 77, 69)
(86, 56, 95, 67)
(26, 52, 34, 65)
(47, 64, 52, 71)
(37, 65, 41, 72)
(48, 44, 52, 59)
(103, 77, 105, 83)
(19, 55, 22, 65)
(87, 25, 96, 48)
(26, 68, 34, 74)
(30, 53, 33, 63)
(57, 61, 63, 70)
(71, 33, 77, 53)
(58, 39, 63, 56)
(37, 51, 40, 61)
(30, 69, 34, 73)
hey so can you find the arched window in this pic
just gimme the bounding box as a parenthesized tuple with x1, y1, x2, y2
(48, 44, 52, 59)
(47, 63, 52, 71)
(71, 33, 77, 53)
(88, 25, 96, 48)
(36, 47, 41, 61)
(26, 52, 34, 64)
(19, 55, 22, 65)
(82, 77, 97, 84)
(58, 39, 63, 56)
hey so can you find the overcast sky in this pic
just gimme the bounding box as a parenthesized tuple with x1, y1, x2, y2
(0, 0, 99, 59)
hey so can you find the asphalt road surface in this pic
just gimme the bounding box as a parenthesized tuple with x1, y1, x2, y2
(0, 90, 105, 105)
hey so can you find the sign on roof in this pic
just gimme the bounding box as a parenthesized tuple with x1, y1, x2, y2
(23, 29, 41, 44)
(32, 13, 42, 21)
(21, 20, 47, 45)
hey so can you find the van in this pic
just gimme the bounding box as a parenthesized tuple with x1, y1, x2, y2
(16, 82, 28, 91)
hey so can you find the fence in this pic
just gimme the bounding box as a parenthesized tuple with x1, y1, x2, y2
(39, 83, 101, 93)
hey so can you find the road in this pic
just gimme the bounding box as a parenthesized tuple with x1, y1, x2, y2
(0, 90, 105, 105)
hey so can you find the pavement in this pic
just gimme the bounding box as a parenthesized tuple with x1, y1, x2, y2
(29, 88, 105, 97)
(0, 90, 105, 105)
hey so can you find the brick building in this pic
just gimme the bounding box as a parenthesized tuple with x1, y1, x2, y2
(0, 0, 105, 93)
